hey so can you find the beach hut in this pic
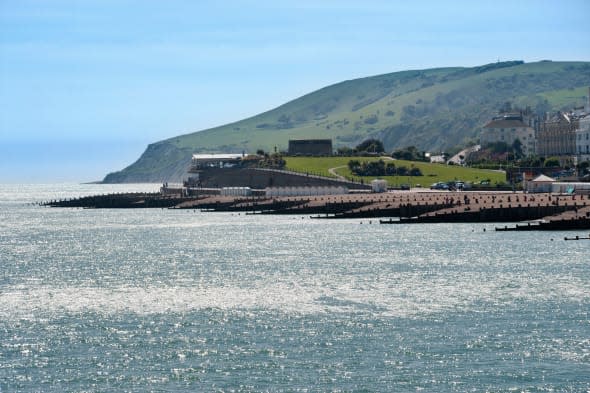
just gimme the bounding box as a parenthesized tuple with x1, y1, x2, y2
(371, 179, 388, 193)
(524, 174, 555, 193)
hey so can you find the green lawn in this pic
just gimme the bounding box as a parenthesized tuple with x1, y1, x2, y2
(284, 157, 356, 178)
(284, 156, 506, 187)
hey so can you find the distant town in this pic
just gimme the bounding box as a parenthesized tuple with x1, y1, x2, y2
(479, 86, 590, 167)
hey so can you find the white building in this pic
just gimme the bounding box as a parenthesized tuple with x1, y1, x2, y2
(190, 153, 247, 170)
(575, 88, 590, 163)
(552, 181, 590, 195)
(265, 186, 348, 197)
(370, 179, 388, 193)
(524, 174, 555, 193)
(575, 115, 590, 162)
(220, 187, 252, 197)
(481, 113, 536, 156)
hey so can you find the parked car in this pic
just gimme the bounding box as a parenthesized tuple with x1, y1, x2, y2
(430, 182, 449, 190)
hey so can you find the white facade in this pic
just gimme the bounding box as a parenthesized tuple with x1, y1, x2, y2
(265, 186, 348, 197)
(481, 115, 536, 156)
(220, 187, 252, 197)
(191, 153, 248, 169)
(551, 182, 590, 194)
(575, 116, 590, 163)
(429, 155, 446, 164)
(523, 174, 555, 193)
(371, 179, 388, 193)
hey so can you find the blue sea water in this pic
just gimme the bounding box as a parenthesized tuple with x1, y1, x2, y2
(1, 184, 589, 392)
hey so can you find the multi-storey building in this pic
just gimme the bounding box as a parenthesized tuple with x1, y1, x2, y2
(481, 111, 537, 156)
(537, 88, 590, 163)
(576, 115, 590, 162)
(536, 111, 580, 158)
(482, 89, 590, 163)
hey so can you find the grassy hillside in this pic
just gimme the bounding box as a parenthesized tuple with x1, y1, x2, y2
(103, 61, 590, 183)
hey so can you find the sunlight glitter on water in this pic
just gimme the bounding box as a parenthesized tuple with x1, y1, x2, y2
(1, 184, 589, 391)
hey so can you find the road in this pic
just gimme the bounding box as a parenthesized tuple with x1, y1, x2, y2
(447, 145, 480, 165)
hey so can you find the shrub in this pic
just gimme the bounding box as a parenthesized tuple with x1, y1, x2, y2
(544, 157, 560, 167)
(391, 146, 427, 162)
(409, 167, 423, 176)
(355, 138, 384, 153)
(396, 166, 408, 176)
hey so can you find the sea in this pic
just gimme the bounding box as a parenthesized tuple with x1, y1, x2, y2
(1, 184, 589, 392)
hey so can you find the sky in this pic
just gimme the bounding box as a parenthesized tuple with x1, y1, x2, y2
(1, 0, 589, 182)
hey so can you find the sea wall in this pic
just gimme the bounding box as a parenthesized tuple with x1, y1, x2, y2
(196, 167, 371, 190)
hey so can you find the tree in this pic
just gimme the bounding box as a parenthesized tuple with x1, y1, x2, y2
(486, 141, 510, 154)
(512, 138, 523, 159)
(348, 159, 388, 176)
(385, 162, 396, 175)
(578, 161, 590, 176)
(409, 167, 423, 176)
(355, 138, 384, 153)
(348, 160, 361, 172)
(391, 146, 427, 162)
(337, 146, 354, 156)
(544, 157, 560, 167)
(518, 155, 543, 167)
(396, 166, 409, 176)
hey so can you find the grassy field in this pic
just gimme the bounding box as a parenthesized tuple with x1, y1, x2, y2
(284, 156, 506, 187)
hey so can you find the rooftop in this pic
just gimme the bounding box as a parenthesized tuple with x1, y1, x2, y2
(192, 153, 246, 161)
(483, 118, 529, 129)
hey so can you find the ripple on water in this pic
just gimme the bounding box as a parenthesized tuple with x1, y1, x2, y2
(1, 184, 589, 391)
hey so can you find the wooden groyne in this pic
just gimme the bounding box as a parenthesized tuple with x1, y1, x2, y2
(496, 218, 590, 231)
(564, 235, 590, 240)
(383, 205, 573, 224)
(495, 206, 590, 231)
(43, 192, 191, 209)
(42, 189, 590, 230)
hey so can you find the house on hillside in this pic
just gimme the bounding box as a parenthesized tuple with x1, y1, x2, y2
(480, 111, 537, 156)
(481, 88, 590, 166)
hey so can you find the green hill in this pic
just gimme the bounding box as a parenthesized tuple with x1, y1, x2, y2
(103, 60, 590, 183)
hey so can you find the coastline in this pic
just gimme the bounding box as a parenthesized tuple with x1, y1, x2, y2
(42, 188, 590, 230)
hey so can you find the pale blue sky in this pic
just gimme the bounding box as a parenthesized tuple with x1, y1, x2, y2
(1, 0, 589, 182)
